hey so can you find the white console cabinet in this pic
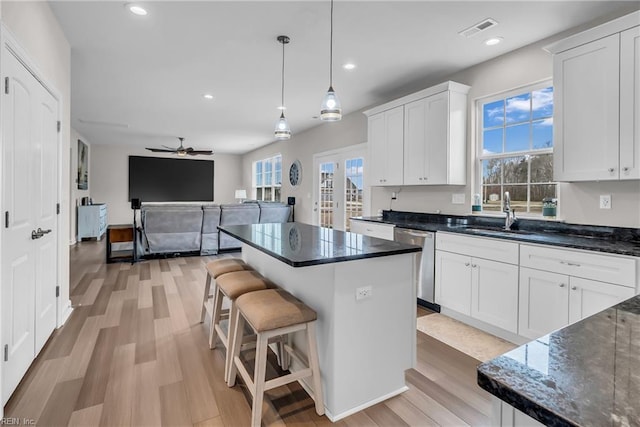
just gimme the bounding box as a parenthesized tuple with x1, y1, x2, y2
(77, 204, 107, 240)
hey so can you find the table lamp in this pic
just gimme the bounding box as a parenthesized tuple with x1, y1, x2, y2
(235, 189, 247, 203)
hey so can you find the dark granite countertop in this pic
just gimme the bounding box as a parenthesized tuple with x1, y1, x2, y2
(218, 222, 421, 267)
(352, 211, 640, 257)
(477, 295, 640, 427)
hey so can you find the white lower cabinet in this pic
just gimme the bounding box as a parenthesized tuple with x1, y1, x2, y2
(435, 233, 519, 333)
(471, 258, 519, 333)
(568, 276, 635, 323)
(436, 233, 638, 341)
(519, 266, 636, 340)
(435, 251, 472, 315)
(349, 219, 395, 240)
(519, 268, 569, 339)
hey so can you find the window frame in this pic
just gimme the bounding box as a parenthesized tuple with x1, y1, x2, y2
(252, 154, 282, 202)
(476, 80, 557, 217)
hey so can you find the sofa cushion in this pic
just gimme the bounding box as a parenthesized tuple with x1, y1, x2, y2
(258, 202, 291, 223)
(219, 204, 261, 250)
(141, 207, 203, 253)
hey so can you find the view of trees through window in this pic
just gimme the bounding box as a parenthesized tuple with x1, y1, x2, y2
(253, 155, 282, 202)
(479, 84, 556, 214)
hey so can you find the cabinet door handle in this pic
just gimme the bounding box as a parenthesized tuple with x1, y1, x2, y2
(418, 177, 423, 181)
(560, 261, 581, 267)
(464, 262, 470, 267)
(559, 283, 566, 288)
(571, 286, 578, 291)
(623, 167, 630, 172)
(608, 168, 615, 173)
(471, 264, 477, 268)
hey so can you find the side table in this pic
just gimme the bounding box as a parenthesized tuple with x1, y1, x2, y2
(106, 224, 135, 263)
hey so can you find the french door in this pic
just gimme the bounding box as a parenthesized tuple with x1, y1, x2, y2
(2, 45, 59, 403)
(313, 145, 367, 231)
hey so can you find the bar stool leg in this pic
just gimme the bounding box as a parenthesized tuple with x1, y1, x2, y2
(307, 321, 325, 415)
(252, 334, 269, 427)
(227, 314, 245, 387)
(224, 302, 240, 384)
(208, 287, 224, 349)
(200, 274, 212, 323)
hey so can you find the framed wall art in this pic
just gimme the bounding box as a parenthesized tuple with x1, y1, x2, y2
(77, 139, 88, 190)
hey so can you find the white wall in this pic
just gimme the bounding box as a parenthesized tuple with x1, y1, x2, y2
(69, 128, 91, 244)
(0, 0, 71, 413)
(243, 8, 640, 229)
(90, 144, 243, 224)
(242, 110, 368, 225)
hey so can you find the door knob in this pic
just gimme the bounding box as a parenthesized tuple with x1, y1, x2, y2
(37, 228, 52, 235)
(31, 230, 43, 239)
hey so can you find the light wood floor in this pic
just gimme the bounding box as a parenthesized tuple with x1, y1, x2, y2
(4, 240, 492, 426)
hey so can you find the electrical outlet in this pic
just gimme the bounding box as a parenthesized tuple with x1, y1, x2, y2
(356, 286, 372, 300)
(599, 194, 612, 209)
(452, 193, 465, 204)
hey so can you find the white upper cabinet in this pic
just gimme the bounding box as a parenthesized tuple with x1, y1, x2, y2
(364, 81, 470, 187)
(546, 11, 639, 181)
(368, 106, 404, 186)
(620, 26, 640, 180)
(404, 90, 467, 185)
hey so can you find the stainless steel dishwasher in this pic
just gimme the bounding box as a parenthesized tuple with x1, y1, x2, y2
(393, 227, 439, 312)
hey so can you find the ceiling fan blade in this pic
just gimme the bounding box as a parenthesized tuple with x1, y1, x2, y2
(162, 145, 175, 150)
(146, 148, 176, 153)
(184, 147, 195, 152)
(187, 150, 214, 155)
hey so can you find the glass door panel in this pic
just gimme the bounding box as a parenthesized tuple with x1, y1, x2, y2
(344, 157, 364, 231)
(319, 162, 335, 228)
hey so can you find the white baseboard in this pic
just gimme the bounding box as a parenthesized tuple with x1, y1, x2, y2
(58, 301, 73, 327)
(69, 238, 77, 246)
(324, 386, 410, 422)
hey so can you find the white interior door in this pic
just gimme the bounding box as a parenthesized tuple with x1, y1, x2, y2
(313, 145, 366, 231)
(34, 86, 58, 353)
(2, 47, 59, 403)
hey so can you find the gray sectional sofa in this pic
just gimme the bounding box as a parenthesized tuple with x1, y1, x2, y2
(139, 202, 291, 256)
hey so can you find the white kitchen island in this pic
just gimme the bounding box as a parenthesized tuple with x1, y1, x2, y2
(219, 222, 421, 421)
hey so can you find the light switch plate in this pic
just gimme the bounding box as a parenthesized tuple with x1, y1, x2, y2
(599, 194, 612, 209)
(452, 193, 465, 204)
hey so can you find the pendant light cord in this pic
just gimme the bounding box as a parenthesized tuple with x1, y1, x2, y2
(329, 0, 334, 87)
(281, 38, 286, 109)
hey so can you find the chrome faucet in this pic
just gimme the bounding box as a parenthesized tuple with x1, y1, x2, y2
(504, 191, 517, 230)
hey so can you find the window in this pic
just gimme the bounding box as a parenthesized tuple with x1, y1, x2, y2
(253, 155, 282, 201)
(478, 82, 556, 215)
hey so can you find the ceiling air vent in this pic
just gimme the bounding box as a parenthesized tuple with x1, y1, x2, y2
(458, 18, 498, 38)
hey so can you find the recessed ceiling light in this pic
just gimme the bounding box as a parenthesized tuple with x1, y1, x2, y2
(126, 3, 147, 16)
(343, 63, 356, 70)
(203, 94, 214, 100)
(484, 37, 503, 46)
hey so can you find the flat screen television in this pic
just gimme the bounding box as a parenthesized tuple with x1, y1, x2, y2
(128, 156, 214, 202)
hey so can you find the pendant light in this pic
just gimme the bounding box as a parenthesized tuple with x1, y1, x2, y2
(275, 35, 291, 140)
(320, 0, 342, 121)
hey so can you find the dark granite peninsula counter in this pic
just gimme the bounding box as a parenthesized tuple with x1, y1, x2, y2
(218, 222, 420, 421)
(218, 222, 421, 267)
(477, 295, 640, 427)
